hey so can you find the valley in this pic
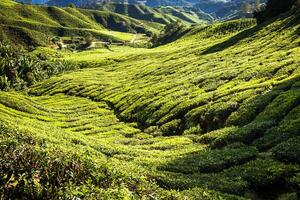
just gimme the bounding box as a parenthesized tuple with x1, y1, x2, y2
(0, 0, 300, 199)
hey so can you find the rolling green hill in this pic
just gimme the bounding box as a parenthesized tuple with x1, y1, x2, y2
(97, 3, 213, 24)
(1, 4, 300, 199)
(0, 0, 161, 48)
(0, 6, 300, 199)
(156, 6, 214, 24)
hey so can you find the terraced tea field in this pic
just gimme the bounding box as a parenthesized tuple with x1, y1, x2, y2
(1, 7, 300, 200)
(0, 0, 161, 48)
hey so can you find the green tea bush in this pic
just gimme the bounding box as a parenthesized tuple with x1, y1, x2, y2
(160, 119, 182, 136)
(155, 171, 248, 195)
(196, 126, 238, 144)
(180, 187, 248, 200)
(272, 137, 300, 164)
(210, 120, 275, 148)
(227, 91, 280, 126)
(288, 173, 300, 193)
(0, 124, 108, 199)
(160, 147, 258, 174)
(253, 104, 300, 150)
(276, 193, 298, 200)
(224, 159, 299, 189)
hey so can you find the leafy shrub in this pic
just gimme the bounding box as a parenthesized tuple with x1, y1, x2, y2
(276, 192, 298, 200)
(144, 126, 163, 137)
(224, 159, 299, 189)
(226, 91, 280, 126)
(155, 171, 248, 195)
(196, 126, 238, 144)
(183, 125, 203, 135)
(0, 124, 108, 199)
(179, 187, 247, 200)
(0, 42, 78, 90)
(0, 123, 164, 199)
(288, 173, 300, 192)
(253, 104, 300, 150)
(160, 119, 182, 136)
(272, 137, 300, 164)
(151, 21, 188, 47)
(160, 147, 258, 174)
(210, 120, 274, 148)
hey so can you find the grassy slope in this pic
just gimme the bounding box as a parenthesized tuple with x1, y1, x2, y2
(156, 6, 214, 24)
(0, 0, 160, 47)
(1, 8, 300, 199)
(97, 3, 212, 25)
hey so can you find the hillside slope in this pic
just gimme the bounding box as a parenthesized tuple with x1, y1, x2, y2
(19, 0, 266, 20)
(96, 3, 213, 24)
(0, 0, 160, 47)
(1, 7, 300, 200)
(196, 0, 263, 19)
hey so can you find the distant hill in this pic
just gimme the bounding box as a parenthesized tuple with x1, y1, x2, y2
(16, 0, 213, 24)
(0, 0, 161, 47)
(156, 6, 214, 23)
(96, 3, 213, 24)
(18, 0, 267, 21)
(44, 0, 194, 7)
(196, 0, 267, 20)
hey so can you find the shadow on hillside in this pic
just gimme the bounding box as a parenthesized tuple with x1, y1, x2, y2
(155, 75, 300, 199)
(201, 18, 278, 55)
(296, 26, 300, 36)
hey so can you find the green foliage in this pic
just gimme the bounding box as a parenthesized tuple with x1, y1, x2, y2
(97, 3, 212, 25)
(272, 137, 300, 164)
(67, 3, 76, 8)
(84, 32, 94, 47)
(0, 5, 299, 199)
(160, 119, 181, 135)
(254, 0, 299, 23)
(224, 159, 299, 190)
(0, 42, 78, 90)
(160, 146, 258, 174)
(0, 1, 157, 48)
(151, 21, 188, 46)
(0, 124, 107, 199)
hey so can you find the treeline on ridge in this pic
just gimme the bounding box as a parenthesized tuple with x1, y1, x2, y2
(254, 0, 300, 22)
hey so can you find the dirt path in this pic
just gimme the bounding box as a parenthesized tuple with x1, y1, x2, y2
(89, 41, 124, 48)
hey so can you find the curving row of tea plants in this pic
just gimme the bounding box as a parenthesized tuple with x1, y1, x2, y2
(0, 0, 160, 48)
(0, 6, 300, 200)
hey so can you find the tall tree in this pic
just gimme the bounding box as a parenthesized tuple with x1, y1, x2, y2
(242, 2, 252, 14)
(254, 0, 297, 23)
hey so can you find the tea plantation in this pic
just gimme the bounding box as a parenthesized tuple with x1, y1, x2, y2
(0, 0, 300, 199)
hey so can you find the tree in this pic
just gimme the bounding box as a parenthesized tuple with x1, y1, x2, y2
(254, 0, 261, 11)
(254, 0, 297, 23)
(242, 3, 252, 14)
(151, 20, 185, 47)
(150, 33, 158, 45)
(51, 36, 60, 45)
(84, 33, 94, 48)
(67, 3, 76, 8)
(266, 0, 297, 13)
